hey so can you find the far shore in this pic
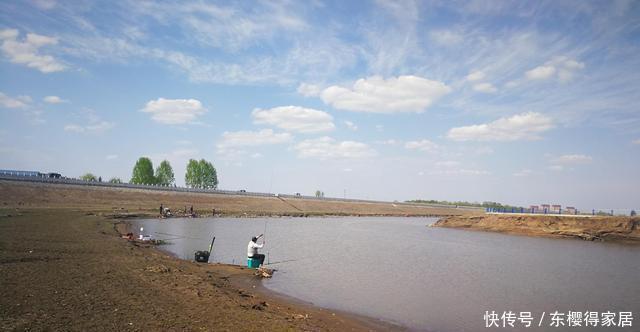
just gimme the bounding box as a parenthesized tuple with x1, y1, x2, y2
(0, 179, 479, 217)
(434, 214, 640, 244)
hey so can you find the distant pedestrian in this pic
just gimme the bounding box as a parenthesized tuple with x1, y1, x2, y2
(190, 205, 194, 216)
(160, 204, 163, 216)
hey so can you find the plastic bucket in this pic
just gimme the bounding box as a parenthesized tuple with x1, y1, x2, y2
(247, 258, 261, 268)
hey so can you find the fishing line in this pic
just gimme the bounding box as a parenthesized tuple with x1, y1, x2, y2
(263, 219, 269, 264)
(154, 231, 207, 241)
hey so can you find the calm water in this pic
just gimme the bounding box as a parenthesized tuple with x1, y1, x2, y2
(132, 217, 640, 331)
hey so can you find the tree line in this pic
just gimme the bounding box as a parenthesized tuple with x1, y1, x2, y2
(81, 157, 218, 189)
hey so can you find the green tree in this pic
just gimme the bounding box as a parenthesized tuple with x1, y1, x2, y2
(155, 160, 175, 186)
(108, 177, 122, 184)
(185, 158, 218, 189)
(81, 173, 97, 181)
(185, 159, 199, 188)
(131, 157, 155, 185)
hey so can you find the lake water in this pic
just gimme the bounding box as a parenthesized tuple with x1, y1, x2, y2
(131, 217, 640, 331)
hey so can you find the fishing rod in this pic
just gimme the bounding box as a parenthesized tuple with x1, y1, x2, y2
(265, 258, 299, 266)
(207, 235, 215, 263)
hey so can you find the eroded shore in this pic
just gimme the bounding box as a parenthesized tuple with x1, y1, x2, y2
(434, 214, 640, 243)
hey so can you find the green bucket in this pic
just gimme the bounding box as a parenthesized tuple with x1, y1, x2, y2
(247, 257, 261, 269)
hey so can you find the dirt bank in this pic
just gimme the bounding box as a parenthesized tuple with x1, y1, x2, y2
(0, 179, 478, 217)
(0, 209, 400, 331)
(434, 214, 640, 243)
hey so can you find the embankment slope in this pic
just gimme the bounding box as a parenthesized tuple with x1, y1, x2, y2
(0, 179, 478, 216)
(434, 214, 640, 243)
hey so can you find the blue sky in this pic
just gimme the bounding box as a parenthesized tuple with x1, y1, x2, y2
(1, 0, 639, 211)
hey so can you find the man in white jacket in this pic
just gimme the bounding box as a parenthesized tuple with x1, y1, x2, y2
(247, 234, 265, 266)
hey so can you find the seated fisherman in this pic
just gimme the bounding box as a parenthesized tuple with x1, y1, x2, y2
(247, 234, 265, 266)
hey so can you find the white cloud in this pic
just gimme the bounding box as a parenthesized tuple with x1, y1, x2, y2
(375, 124, 384, 131)
(466, 71, 485, 82)
(0, 29, 65, 73)
(106, 154, 118, 160)
(252, 106, 334, 133)
(217, 129, 292, 149)
(428, 160, 488, 176)
(294, 136, 376, 160)
(429, 30, 463, 45)
(428, 169, 490, 176)
(140, 98, 207, 125)
(344, 120, 358, 131)
(525, 57, 585, 82)
(404, 139, 439, 152)
(525, 65, 556, 80)
(132, 2, 307, 52)
(552, 154, 593, 164)
(633, 139, 640, 145)
(547, 154, 592, 172)
(0, 92, 31, 109)
(375, 139, 399, 145)
(513, 169, 533, 177)
(447, 112, 554, 141)
(320, 75, 451, 113)
(548, 165, 564, 171)
(64, 121, 114, 134)
(297, 83, 322, 97)
(43, 95, 67, 104)
(473, 82, 497, 93)
(31, 0, 57, 10)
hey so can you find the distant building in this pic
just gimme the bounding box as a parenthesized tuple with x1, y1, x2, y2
(551, 205, 561, 213)
(530, 205, 540, 213)
(541, 204, 550, 213)
(566, 207, 577, 215)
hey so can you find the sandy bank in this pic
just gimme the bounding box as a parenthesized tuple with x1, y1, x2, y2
(0, 179, 479, 217)
(0, 209, 401, 331)
(434, 214, 640, 243)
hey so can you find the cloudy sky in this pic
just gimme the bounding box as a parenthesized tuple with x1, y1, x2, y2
(1, 0, 639, 211)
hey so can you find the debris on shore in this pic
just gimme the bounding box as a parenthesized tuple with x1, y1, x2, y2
(255, 267, 274, 278)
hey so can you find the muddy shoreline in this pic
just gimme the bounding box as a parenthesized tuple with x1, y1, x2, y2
(434, 214, 640, 244)
(0, 208, 403, 331)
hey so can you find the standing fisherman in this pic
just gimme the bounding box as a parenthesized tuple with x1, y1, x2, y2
(247, 234, 265, 266)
